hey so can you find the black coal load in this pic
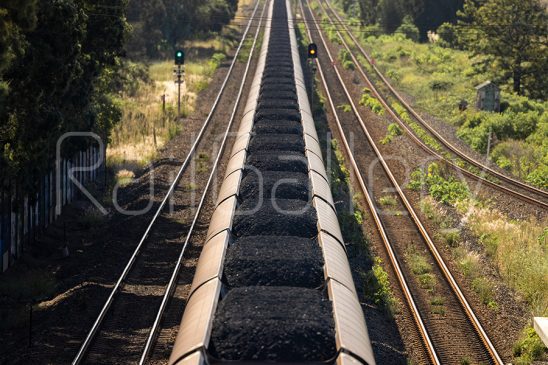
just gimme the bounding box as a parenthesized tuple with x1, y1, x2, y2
(245, 150, 308, 173)
(233, 198, 317, 238)
(254, 108, 301, 122)
(208, 0, 338, 362)
(247, 134, 305, 153)
(253, 119, 303, 135)
(210, 287, 336, 361)
(239, 170, 310, 202)
(257, 99, 299, 111)
(224, 235, 324, 288)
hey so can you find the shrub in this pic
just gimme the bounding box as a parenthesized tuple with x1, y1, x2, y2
(429, 79, 453, 91)
(337, 104, 352, 113)
(381, 123, 403, 144)
(437, 22, 459, 48)
(363, 258, 399, 315)
(362, 24, 383, 38)
(338, 49, 355, 70)
(360, 89, 384, 115)
(513, 326, 547, 364)
(408, 163, 470, 205)
(395, 16, 419, 42)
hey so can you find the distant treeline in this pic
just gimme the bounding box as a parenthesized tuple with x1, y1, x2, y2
(0, 0, 238, 193)
(125, 0, 239, 58)
(341, 0, 464, 36)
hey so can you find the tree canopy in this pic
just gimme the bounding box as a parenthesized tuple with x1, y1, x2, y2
(0, 0, 128, 191)
(458, 0, 548, 97)
(355, 0, 463, 37)
(126, 0, 238, 59)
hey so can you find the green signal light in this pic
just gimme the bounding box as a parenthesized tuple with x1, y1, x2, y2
(175, 49, 185, 65)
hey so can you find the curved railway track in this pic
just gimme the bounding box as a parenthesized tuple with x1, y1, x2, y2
(71, 2, 264, 362)
(300, 0, 504, 363)
(168, 1, 375, 364)
(307, 0, 548, 210)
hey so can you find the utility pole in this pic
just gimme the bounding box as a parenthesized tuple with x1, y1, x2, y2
(174, 49, 185, 119)
(486, 126, 492, 161)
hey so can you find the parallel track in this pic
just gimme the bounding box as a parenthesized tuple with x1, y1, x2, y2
(308, 0, 548, 209)
(300, 0, 504, 363)
(71, 2, 263, 362)
(139, 2, 269, 362)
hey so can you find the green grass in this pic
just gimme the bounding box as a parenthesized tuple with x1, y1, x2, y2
(338, 48, 355, 70)
(409, 162, 470, 205)
(353, 32, 547, 188)
(378, 195, 397, 206)
(337, 103, 352, 113)
(364, 257, 400, 315)
(380, 122, 403, 144)
(440, 228, 460, 247)
(513, 326, 547, 364)
(407, 248, 437, 293)
(360, 88, 384, 115)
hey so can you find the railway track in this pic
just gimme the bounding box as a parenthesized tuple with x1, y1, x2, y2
(167, 0, 375, 364)
(70, 2, 264, 363)
(307, 0, 548, 210)
(300, 0, 504, 364)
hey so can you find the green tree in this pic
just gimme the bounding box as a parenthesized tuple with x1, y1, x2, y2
(458, 0, 548, 97)
(0, 0, 127, 191)
(396, 15, 420, 41)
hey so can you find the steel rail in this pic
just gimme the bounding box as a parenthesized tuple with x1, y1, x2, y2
(137, 1, 268, 362)
(302, 0, 504, 363)
(298, 2, 440, 363)
(71, 2, 261, 363)
(320, 0, 548, 206)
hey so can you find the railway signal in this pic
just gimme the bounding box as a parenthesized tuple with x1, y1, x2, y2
(174, 49, 185, 118)
(307, 44, 317, 106)
(307, 43, 317, 58)
(175, 49, 185, 65)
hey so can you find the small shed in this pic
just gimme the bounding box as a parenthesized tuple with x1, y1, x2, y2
(475, 81, 500, 112)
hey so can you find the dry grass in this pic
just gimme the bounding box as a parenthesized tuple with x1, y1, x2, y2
(458, 200, 548, 315)
(108, 47, 224, 168)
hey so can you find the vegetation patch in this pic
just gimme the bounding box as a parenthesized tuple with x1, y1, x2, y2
(352, 30, 547, 188)
(408, 162, 470, 205)
(363, 258, 400, 315)
(338, 49, 355, 70)
(359, 88, 384, 115)
(378, 195, 397, 206)
(457, 201, 548, 315)
(380, 123, 402, 144)
(337, 104, 352, 113)
(513, 326, 547, 365)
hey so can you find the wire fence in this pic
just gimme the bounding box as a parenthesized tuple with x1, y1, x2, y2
(0, 146, 101, 273)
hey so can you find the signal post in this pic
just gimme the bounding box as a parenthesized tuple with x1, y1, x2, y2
(174, 49, 185, 119)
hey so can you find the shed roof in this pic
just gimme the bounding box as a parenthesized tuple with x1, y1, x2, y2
(475, 80, 497, 90)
